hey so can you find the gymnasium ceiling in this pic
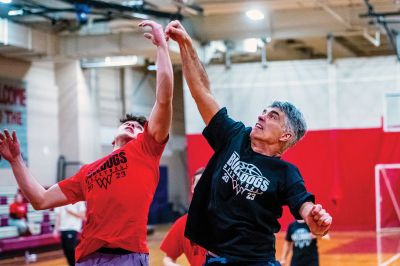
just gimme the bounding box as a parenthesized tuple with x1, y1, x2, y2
(0, 0, 399, 62)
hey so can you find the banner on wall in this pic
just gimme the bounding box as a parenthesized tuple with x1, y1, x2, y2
(0, 78, 27, 168)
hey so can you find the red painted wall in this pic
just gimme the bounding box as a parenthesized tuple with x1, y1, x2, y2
(187, 127, 400, 231)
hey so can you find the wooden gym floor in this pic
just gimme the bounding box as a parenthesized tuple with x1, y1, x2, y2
(1, 225, 399, 266)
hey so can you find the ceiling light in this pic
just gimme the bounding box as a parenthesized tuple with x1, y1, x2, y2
(246, 9, 264, 21)
(8, 9, 23, 16)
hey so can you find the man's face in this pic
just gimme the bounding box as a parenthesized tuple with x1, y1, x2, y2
(115, 121, 144, 141)
(250, 107, 291, 145)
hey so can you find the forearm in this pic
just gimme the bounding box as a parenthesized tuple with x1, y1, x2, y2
(179, 39, 220, 124)
(156, 45, 173, 105)
(179, 39, 211, 100)
(147, 44, 174, 143)
(10, 156, 47, 209)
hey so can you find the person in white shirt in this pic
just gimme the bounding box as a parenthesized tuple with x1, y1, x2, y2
(54, 202, 86, 266)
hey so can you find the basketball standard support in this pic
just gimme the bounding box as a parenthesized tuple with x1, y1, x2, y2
(375, 164, 400, 266)
(375, 164, 400, 233)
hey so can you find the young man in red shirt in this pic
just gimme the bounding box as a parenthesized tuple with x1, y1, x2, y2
(0, 20, 173, 266)
(160, 168, 206, 266)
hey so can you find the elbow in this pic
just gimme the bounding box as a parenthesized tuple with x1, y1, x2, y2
(157, 98, 173, 107)
(31, 202, 45, 211)
(30, 197, 47, 210)
(156, 85, 174, 105)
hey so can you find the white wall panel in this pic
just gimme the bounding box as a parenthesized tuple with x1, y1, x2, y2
(185, 56, 400, 134)
(0, 59, 59, 186)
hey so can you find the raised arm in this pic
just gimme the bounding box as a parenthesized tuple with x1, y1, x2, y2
(299, 202, 332, 237)
(139, 20, 173, 143)
(0, 130, 69, 210)
(165, 20, 220, 125)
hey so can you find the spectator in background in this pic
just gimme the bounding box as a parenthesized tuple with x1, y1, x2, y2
(160, 168, 207, 266)
(54, 202, 86, 266)
(9, 192, 29, 235)
(280, 220, 330, 266)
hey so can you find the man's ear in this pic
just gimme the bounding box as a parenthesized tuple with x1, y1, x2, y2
(279, 132, 292, 142)
(112, 140, 115, 146)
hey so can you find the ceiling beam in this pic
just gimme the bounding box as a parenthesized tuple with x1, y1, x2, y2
(188, 7, 370, 42)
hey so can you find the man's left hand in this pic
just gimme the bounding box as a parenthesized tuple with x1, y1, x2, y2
(305, 204, 332, 236)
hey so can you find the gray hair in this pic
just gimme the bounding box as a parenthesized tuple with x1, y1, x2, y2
(269, 101, 307, 148)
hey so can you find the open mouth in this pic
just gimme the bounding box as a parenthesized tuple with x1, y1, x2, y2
(255, 123, 263, 130)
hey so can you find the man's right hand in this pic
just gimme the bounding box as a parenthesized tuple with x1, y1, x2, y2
(165, 20, 191, 45)
(0, 130, 21, 163)
(139, 20, 167, 48)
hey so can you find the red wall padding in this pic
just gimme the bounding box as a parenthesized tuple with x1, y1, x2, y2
(187, 128, 400, 231)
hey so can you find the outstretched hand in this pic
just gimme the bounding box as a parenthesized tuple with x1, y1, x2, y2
(165, 20, 191, 44)
(0, 130, 21, 163)
(305, 204, 332, 236)
(139, 20, 167, 47)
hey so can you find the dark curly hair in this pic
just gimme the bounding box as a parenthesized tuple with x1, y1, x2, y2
(120, 114, 148, 127)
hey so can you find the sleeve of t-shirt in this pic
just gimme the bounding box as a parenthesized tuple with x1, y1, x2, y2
(285, 223, 294, 242)
(139, 123, 167, 158)
(58, 168, 86, 204)
(202, 107, 245, 151)
(282, 166, 315, 220)
(160, 217, 185, 260)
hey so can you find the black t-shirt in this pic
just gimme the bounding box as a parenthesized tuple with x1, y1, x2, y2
(185, 108, 315, 262)
(286, 221, 319, 266)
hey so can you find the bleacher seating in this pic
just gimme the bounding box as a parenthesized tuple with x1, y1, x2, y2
(0, 205, 9, 216)
(0, 215, 8, 227)
(0, 234, 60, 253)
(0, 226, 18, 239)
(0, 196, 7, 205)
(0, 187, 59, 255)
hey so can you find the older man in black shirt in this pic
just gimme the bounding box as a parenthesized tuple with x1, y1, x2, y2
(166, 21, 332, 266)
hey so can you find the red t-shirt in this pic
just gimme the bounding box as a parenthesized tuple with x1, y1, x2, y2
(59, 125, 166, 262)
(9, 202, 28, 219)
(160, 214, 206, 266)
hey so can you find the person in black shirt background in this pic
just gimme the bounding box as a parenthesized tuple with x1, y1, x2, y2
(280, 220, 329, 266)
(165, 21, 332, 266)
